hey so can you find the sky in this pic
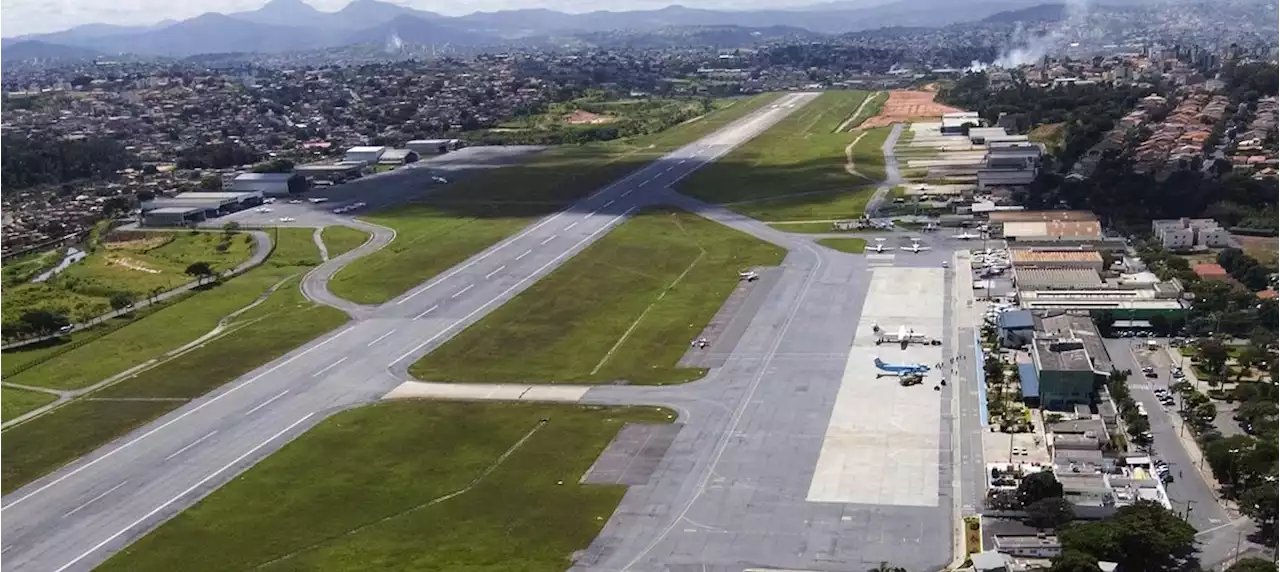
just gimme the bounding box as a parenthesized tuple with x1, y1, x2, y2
(2, 0, 826, 37)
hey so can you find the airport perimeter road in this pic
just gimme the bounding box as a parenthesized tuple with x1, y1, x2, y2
(0, 92, 821, 572)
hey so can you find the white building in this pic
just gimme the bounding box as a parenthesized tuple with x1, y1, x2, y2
(343, 146, 388, 165)
(1151, 218, 1233, 250)
(230, 173, 303, 196)
(978, 141, 1045, 189)
(406, 139, 463, 154)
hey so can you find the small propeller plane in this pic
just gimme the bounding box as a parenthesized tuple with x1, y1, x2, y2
(869, 238, 895, 253)
(904, 239, 931, 253)
(952, 231, 981, 240)
(874, 358, 931, 377)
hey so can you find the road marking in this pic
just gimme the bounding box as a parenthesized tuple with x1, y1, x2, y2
(584, 211, 595, 219)
(367, 329, 397, 346)
(565, 221, 579, 231)
(621, 189, 633, 197)
(1, 326, 354, 511)
(244, 390, 289, 417)
(395, 209, 571, 305)
(451, 284, 474, 298)
(392, 208, 637, 366)
(414, 305, 439, 320)
(62, 480, 130, 518)
(603, 200, 615, 208)
(665, 166, 675, 173)
(312, 357, 347, 377)
(641, 178, 653, 185)
(54, 414, 315, 572)
(163, 431, 219, 461)
(540, 235, 556, 245)
(515, 249, 532, 261)
(485, 266, 505, 280)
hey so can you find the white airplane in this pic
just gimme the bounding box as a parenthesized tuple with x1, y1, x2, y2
(739, 270, 759, 281)
(872, 323, 930, 345)
(953, 231, 981, 240)
(288, 199, 304, 204)
(278, 216, 295, 223)
(309, 197, 329, 204)
(904, 240, 931, 253)
(255, 207, 272, 213)
(869, 238, 895, 253)
(432, 176, 449, 184)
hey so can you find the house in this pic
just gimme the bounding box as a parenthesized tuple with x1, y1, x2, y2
(1193, 263, 1230, 281)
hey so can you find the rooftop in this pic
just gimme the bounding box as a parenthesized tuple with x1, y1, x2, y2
(145, 206, 205, 215)
(1033, 338, 1096, 372)
(990, 210, 1098, 223)
(1011, 250, 1104, 264)
(1193, 263, 1229, 278)
(1015, 268, 1106, 289)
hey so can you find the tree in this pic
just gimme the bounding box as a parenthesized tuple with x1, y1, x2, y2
(1048, 550, 1102, 572)
(1059, 501, 1197, 572)
(19, 310, 70, 337)
(1239, 483, 1278, 534)
(1199, 338, 1231, 382)
(1016, 471, 1064, 507)
(1228, 557, 1279, 572)
(1025, 496, 1075, 529)
(1093, 311, 1116, 337)
(867, 562, 908, 572)
(198, 175, 223, 191)
(222, 221, 240, 234)
(185, 262, 215, 285)
(109, 292, 135, 311)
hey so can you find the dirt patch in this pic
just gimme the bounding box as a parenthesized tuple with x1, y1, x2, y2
(1235, 234, 1279, 266)
(107, 255, 162, 274)
(563, 110, 616, 125)
(103, 230, 173, 252)
(860, 90, 964, 129)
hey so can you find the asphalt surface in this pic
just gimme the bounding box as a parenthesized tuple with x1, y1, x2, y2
(0, 92, 821, 572)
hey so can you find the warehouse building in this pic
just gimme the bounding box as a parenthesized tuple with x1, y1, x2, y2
(1014, 268, 1106, 289)
(1002, 220, 1103, 242)
(1028, 312, 1112, 409)
(377, 149, 420, 166)
(295, 162, 365, 182)
(142, 191, 262, 220)
(1018, 288, 1187, 319)
(941, 111, 983, 135)
(344, 146, 388, 165)
(142, 206, 207, 227)
(1010, 249, 1105, 271)
(978, 141, 1045, 189)
(406, 139, 463, 155)
(230, 173, 308, 196)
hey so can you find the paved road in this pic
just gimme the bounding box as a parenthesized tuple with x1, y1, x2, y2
(1, 230, 273, 351)
(298, 220, 397, 318)
(863, 122, 906, 218)
(0, 92, 820, 572)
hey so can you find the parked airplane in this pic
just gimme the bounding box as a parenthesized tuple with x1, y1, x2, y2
(869, 238, 895, 253)
(872, 323, 927, 343)
(874, 358, 931, 376)
(952, 231, 981, 240)
(904, 241, 931, 253)
(308, 198, 329, 204)
(432, 176, 449, 184)
(739, 270, 759, 281)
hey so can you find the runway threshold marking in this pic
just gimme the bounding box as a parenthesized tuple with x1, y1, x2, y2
(515, 249, 532, 261)
(244, 390, 290, 416)
(414, 305, 439, 320)
(485, 266, 505, 280)
(62, 481, 129, 519)
(1, 326, 355, 512)
(54, 414, 315, 572)
(367, 329, 397, 346)
(451, 284, 474, 298)
(163, 430, 219, 461)
(540, 235, 557, 245)
(313, 357, 348, 377)
(391, 207, 637, 366)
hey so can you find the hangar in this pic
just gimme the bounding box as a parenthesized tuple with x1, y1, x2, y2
(141, 191, 263, 221)
(142, 206, 207, 227)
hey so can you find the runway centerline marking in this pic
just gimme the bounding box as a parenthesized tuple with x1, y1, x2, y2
(603, 199, 616, 208)
(1, 326, 354, 512)
(62, 481, 129, 519)
(163, 431, 219, 461)
(540, 235, 556, 245)
(515, 249, 532, 261)
(53, 414, 315, 572)
(313, 357, 347, 377)
(391, 207, 636, 366)
(621, 190, 633, 197)
(485, 266, 505, 280)
(452, 284, 474, 298)
(565, 221, 579, 231)
(244, 390, 290, 417)
(367, 329, 397, 346)
(415, 305, 439, 320)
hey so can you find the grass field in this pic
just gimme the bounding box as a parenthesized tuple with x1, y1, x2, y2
(2, 228, 318, 392)
(331, 93, 780, 305)
(320, 226, 372, 258)
(2, 239, 347, 493)
(3, 231, 255, 324)
(844, 91, 887, 131)
(1, 387, 57, 421)
(1235, 234, 1279, 267)
(816, 237, 868, 254)
(1029, 123, 1065, 154)
(411, 207, 784, 385)
(728, 189, 875, 222)
(850, 126, 892, 182)
(100, 401, 669, 572)
(679, 91, 870, 205)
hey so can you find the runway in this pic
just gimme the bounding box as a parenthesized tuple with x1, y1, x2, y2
(0, 92, 821, 572)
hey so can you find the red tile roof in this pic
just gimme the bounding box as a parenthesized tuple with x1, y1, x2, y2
(1193, 263, 1229, 279)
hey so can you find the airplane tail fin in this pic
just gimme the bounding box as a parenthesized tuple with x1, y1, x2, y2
(874, 358, 885, 368)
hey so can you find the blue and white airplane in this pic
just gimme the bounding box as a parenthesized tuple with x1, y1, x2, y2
(874, 357, 931, 376)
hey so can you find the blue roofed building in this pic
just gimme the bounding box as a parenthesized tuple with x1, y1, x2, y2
(997, 309, 1035, 348)
(1018, 362, 1040, 407)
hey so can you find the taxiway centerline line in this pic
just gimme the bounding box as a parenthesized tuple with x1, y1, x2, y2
(312, 358, 347, 377)
(62, 481, 129, 519)
(244, 390, 290, 416)
(163, 431, 219, 461)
